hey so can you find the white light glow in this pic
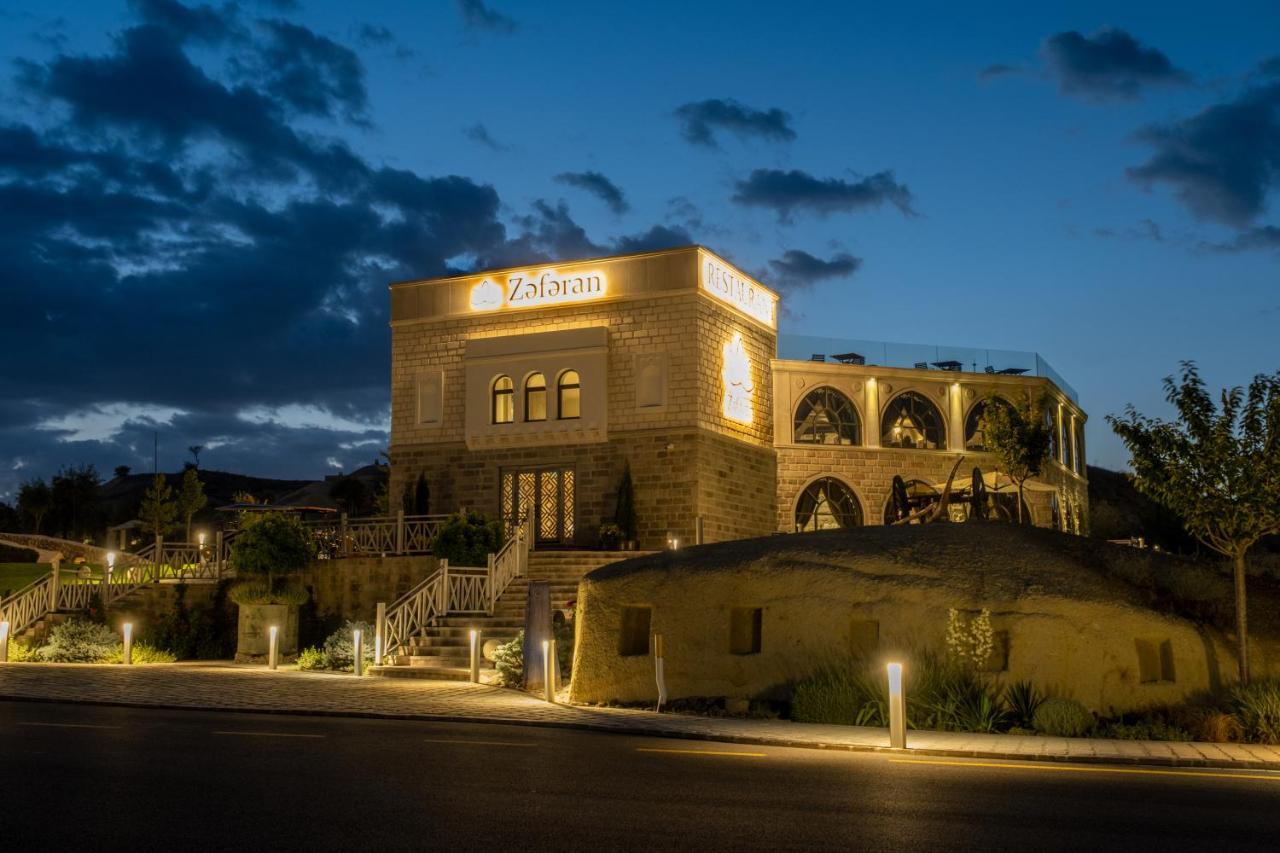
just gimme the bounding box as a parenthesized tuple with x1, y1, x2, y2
(701, 256, 777, 329)
(721, 332, 754, 424)
(469, 269, 607, 313)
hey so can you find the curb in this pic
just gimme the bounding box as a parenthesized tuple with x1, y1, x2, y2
(2, 690, 1277, 773)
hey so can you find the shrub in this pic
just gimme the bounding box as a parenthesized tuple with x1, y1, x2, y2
(492, 631, 524, 688)
(6, 639, 40, 662)
(1033, 697, 1094, 737)
(37, 618, 119, 663)
(229, 513, 315, 604)
(1187, 709, 1244, 744)
(104, 643, 177, 664)
(1004, 680, 1044, 729)
(138, 581, 236, 660)
(431, 510, 503, 567)
(321, 620, 376, 672)
(296, 646, 327, 671)
(792, 663, 886, 726)
(1098, 719, 1192, 741)
(1232, 680, 1280, 744)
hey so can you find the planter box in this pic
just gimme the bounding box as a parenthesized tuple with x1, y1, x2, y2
(235, 603, 299, 663)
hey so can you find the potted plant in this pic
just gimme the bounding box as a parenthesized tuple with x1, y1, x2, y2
(598, 522, 622, 550)
(228, 513, 313, 662)
(615, 463, 638, 549)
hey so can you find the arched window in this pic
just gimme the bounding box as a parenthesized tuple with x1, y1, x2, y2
(964, 398, 1012, 452)
(795, 478, 863, 531)
(524, 373, 547, 422)
(794, 387, 862, 445)
(1074, 422, 1086, 475)
(883, 479, 939, 523)
(880, 392, 946, 450)
(491, 375, 514, 424)
(557, 370, 580, 420)
(1044, 406, 1058, 461)
(1061, 415, 1074, 471)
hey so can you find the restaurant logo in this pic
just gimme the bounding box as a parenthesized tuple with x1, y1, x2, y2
(722, 332, 754, 424)
(701, 257, 776, 329)
(469, 269, 606, 313)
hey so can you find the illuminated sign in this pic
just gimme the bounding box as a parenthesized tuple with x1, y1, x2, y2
(722, 332, 754, 424)
(701, 257, 776, 329)
(469, 269, 606, 312)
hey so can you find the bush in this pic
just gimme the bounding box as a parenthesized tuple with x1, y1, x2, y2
(1033, 697, 1094, 737)
(104, 643, 177, 664)
(1004, 680, 1044, 729)
(1232, 680, 1280, 744)
(321, 620, 376, 672)
(138, 581, 236, 660)
(1186, 709, 1244, 743)
(1098, 718, 1193, 741)
(228, 578, 309, 606)
(229, 513, 314, 605)
(492, 631, 524, 688)
(792, 663, 886, 726)
(37, 618, 119, 663)
(296, 646, 327, 671)
(431, 510, 503, 567)
(6, 639, 40, 662)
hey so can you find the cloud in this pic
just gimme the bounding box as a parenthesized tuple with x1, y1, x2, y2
(129, 0, 239, 44)
(554, 170, 630, 214)
(765, 249, 861, 292)
(1041, 28, 1190, 100)
(978, 63, 1022, 81)
(731, 168, 915, 221)
(353, 22, 417, 60)
(1091, 218, 1164, 242)
(455, 0, 517, 35)
(1126, 81, 1280, 226)
(673, 98, 796, 148)
(463, 123, 509, 151)
(1201, 225, 1280, 252)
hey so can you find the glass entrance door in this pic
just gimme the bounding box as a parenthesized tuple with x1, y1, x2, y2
(501, 467, 575, 544)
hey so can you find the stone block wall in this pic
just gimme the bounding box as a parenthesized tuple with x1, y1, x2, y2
(299, 555, 440, 622)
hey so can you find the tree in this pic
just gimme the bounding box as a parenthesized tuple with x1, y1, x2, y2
(229, 513, 313, 597)
(403, 472, 430, 516)
(615, 463, 637, 542)
(138, 474, 179, 539)
(113, 465, 131, 479)
(979, 392, 1053, 524)
(176, 467, 207, 542)
(50, 464, 102, 540)
(329, 475, 370, 516)
(188, 445, 204, 468)
(1108, 362, 1280, 684)
(17, 479, 53, 534)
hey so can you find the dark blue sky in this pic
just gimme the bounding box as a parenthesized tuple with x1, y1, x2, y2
(1, 0, 1278, 499)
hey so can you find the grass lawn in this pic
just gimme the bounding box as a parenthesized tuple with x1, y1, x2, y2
(0, 563, 51, 597)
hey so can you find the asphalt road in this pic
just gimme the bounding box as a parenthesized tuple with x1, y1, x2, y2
(2, 700, 1278, 852)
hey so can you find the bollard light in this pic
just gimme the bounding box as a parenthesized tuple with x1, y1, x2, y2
(106, 551, 116, 570)
(542, 639, 555, 704)
(469, 629, 480, 684)
(197, 532, 206, 547)
(0, 620, 9, 663)
(353, 629, 364, 677)
(122, 623, 133, 666)
(887, 662, 906, 749)
(268, 625, 279, 670)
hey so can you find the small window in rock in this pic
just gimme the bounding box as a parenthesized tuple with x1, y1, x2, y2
(730, 607, 762, 655)
(849, 619, 880, 657)
(1135, 639, 1175, 683)
(618, 606, 651, 657)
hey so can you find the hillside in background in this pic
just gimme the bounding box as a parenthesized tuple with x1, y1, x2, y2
(98, 469, 315, 529)
(1086, 465, 1198, 554)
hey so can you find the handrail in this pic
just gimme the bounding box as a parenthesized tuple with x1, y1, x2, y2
(0, 573, 53, 639)
(380, 561, 448, 662)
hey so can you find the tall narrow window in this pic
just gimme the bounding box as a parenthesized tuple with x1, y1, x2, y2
(558, 370, 580, 419)
(524, 373, 547, 421)
(491, 375, 514, 424)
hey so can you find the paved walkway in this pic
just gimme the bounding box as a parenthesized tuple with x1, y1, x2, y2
(2, 662, 1279, 770)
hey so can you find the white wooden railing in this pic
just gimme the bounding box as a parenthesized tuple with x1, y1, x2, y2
(306, 512, 449, 558)
(376, 515, 532, 663)
(0, 574, 54, 639)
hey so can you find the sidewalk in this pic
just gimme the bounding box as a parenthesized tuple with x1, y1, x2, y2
(2, 662, 1279, 770)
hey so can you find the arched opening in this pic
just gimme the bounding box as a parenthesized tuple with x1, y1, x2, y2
(964, 398, 1012, 452)
(491, 375, 514, 424)
(794, 387, 862, 445)
(524, 372, 547, 422)
(557, 370, 580, 419)
(795, 477, 863, 531)
(880, 391, 946, 450)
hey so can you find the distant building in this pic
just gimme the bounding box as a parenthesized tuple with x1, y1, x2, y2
(388, 246, 1087, 548)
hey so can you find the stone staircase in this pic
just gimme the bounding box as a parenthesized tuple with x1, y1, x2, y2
(372, 550, 650, 680)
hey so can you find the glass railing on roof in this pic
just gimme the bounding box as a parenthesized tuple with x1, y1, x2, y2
(778, 334, 1078, 403)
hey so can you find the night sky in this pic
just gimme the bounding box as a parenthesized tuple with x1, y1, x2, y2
(1, 0, 1278, 499)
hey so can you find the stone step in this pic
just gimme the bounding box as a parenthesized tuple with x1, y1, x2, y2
(409, 654, 471, 667)
(368, 665, 471, 681)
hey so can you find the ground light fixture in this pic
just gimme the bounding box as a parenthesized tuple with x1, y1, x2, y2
(122, 622, 133, 666)
(469, 629, 480, 683)
(268, 625, 279, 670)
(0, 620, 9, 663)
(542, 639, 555, 703)
(353, 629, 364, 677)
(887, 662, 906, 749)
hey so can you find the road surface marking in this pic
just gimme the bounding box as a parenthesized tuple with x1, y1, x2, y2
(17, 722, 120, 730)
(212, 730, 326, 739)
(890, 757, 1280, 783)
(423, 738, 537, 747)
(636, 747, 767, 758)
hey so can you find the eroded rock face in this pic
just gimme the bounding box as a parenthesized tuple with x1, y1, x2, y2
(569, 525, 1276, 714)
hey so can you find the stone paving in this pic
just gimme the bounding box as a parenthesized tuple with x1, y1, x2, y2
(3, 662, 1280, 769)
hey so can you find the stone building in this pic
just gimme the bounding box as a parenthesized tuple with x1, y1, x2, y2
(389, 246, 1087, 548)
